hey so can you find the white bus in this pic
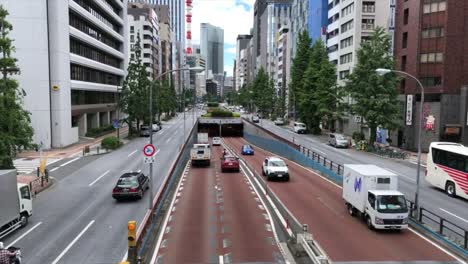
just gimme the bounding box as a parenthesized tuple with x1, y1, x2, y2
(426, 142, 468, 199)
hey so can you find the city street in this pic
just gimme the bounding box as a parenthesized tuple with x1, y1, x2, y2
(2, 113, 196, 264)
(255, 118, 468, 230)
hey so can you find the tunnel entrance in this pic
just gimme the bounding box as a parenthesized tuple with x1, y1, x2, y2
(198, 118, 243, 137)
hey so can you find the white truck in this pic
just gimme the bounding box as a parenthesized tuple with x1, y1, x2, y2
(0, 170, 33, 240)
(197, 133, 209, 144)
(343, 164, 409, 230)
(190, 143, 211, 166)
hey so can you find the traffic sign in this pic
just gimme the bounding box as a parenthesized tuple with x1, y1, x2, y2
(144, 156, 155, 164)
(112, 119, 119, 129)
(143, 144, 156, 157)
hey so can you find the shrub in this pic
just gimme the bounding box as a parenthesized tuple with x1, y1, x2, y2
(352, 131, 365, 142)
(210, 108, 233, 117)
(207, 102, 219, 107)
(101, 136, 122, 150)
(85, 125, 114, 137)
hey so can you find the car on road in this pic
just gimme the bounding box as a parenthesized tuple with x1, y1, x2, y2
(328, 133, 349, 148)
(262, 157, 289, 181)
(112, 172, 149, 201)
(152, 123, 161, 132)
(220, 155, 240, 172)
(140, 126, 151, 137)
(293, 122, 307, 134)
(212, 137, 221, 146)
(274, 118, 285, 126)
(252, 115, 260, 123)
(241, 144, 254, 155)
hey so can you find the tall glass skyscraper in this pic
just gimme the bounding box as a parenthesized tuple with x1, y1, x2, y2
(200, 23, 224, 75)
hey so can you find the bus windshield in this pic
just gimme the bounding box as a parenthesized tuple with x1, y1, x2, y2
(376, 195, 408, 213)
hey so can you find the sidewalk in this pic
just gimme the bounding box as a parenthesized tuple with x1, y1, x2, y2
(16, 126, 129, 160)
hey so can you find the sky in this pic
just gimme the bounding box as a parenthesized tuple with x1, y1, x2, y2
(191, 0, 255, 77)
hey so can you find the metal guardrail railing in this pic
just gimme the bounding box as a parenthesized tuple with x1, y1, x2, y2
(246, 120, 468, 255)
(300, 145, 343, 176)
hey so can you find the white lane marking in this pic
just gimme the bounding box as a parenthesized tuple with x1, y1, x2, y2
(121, 252, 127, 262)
(165, 135, 174, 143)
(6, 222, 42, 248)
(439, 208, 468, 223)
(409, 160, 427, 168)
(311, 148, 326, 156)
(408, 227, 467, 264)
(50, 167, 59, 172)
(154, 149, 161, 156)
(51, 220, 95, 264)
(219, 255, 224, 264)
(59, 157, 80, 167)
(384, 168, 416, 183)
(128, 149, 138, 157)
(89, 170, 110, 186)
(158, 129, 165, 136)
(150, 161, 189, 264)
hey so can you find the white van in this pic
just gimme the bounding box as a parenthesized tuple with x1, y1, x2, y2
(293, 122, 307, 134)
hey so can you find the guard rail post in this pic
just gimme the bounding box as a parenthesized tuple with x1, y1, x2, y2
(465, 230, 467, 249)
(307, 149, 310, 158)
(439, 219, 444, 234)
(418, 207, 423, 222)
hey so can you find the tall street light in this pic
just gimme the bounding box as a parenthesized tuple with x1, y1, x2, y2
(376, 68, 425, 215)
(147, 66, 203, 210)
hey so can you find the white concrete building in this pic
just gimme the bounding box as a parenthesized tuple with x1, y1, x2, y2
(128, 3, 161, 80)
(4, 0, 128, 149)
(326, 0, 391, 134)
(276, 26, 292, 109)
(266, 2, 291, 77)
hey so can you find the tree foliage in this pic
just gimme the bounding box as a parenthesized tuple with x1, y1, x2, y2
(119, 32, 151, 132)
(0, 6, 34, 169)
(289, 30, 311, 115)
(345, 27, 400, 144)
(251, 67, 274, 117)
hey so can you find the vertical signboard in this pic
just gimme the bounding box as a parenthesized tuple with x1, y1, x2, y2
(406, 94, 413, 126)
(388, 0, 396, 55)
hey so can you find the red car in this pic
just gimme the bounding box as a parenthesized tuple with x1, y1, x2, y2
(220, 155, 240, 172)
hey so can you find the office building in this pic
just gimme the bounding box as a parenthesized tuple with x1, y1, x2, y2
(154, 5, 173, 76)
(276, 26, 292, 112)
(4, 0, 128, 149)
(128, 3, 161, 79)
(394, 0, 468, 150)
(252, 0, 292, 76)
(327, 0, 392, 136)
(200, 23, 224, 76)
(291, 0, 328, 56)
(235, 34, 252, 91)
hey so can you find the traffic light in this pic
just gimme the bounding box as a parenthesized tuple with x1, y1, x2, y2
(128, 221, 137, 247)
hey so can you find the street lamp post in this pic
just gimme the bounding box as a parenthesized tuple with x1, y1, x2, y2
(147, 66, 203, 210)
(376, 68, 425, 215)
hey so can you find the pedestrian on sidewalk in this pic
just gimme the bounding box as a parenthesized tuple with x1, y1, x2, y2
(0, 242, 16, 264)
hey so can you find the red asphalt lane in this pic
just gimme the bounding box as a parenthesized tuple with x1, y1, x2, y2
(156, 142, 282, 263)
(225, 137, 457, 263)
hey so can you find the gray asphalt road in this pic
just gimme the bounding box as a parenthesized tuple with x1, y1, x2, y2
(255, 118, 468, 231)
(2, 112, 198, 264)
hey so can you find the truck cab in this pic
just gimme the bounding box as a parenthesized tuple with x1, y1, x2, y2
(364, 190, 408, 229)
(18, 183, 33, 222)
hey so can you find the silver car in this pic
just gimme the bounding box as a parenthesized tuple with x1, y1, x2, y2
(328, 133, 349, 148)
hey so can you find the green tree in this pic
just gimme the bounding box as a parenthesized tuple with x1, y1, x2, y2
(0, 6, 34, 169)
(289, 30, 311, 118)
(345, 27, 399, 144)
(310, 40, 342, 131)
(119, 32, 151, 133)
(252, 68, 274, 117)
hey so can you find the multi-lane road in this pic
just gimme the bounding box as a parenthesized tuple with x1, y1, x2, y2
(224, 136, 463, 263)
(255, 118, 468, 231)
(151, 146, 286, 263)
(3, 113, 196, 264)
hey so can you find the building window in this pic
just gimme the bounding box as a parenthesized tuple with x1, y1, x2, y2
(340, 53, 353, 64)
(402, 32, 408, 48)
(72, 0, 121, 33)
(401, 55, 407, 71)
(420, 52, 443, 63)
(71, 90, 117, 105)
(361, 18, 375, 30)
(403, 8, 409, 25)
(421, 27, 444, 38)
(69, 12, 121, 51)
(130, 26, 134, 33)
(362, 2, 375, 13)
(339, 70, 350, 80)
(341, 20, 354, 33)
(341, 3, 354, 17)
(70, 64, 121, 85)
(340, 36, 353, 49)
(420, 76, 442, 86)
(130, 34, 134, 43)
(328, 44, 339, 53)
(423, 1, 446, 14)
(70, 38, 122, 68)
